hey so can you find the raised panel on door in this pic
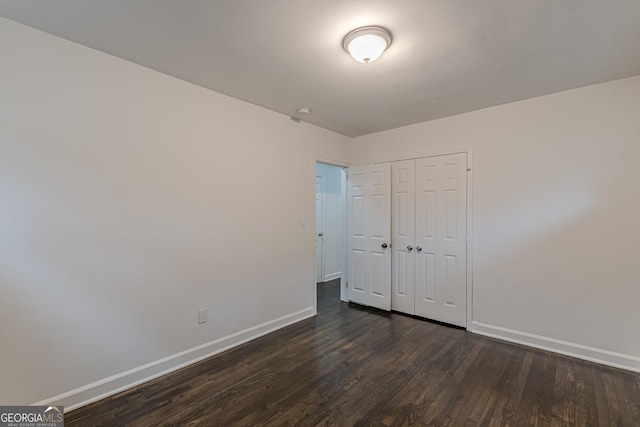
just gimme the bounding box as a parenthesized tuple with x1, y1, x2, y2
(347, 163, 392, 311)
(414, 153, 467, 327)
(391, 160, 415, 314)
(351, 249, 366, 293)
(416, 251, 435, 302)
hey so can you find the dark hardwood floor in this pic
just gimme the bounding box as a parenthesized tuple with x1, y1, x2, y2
(67, 280, 640, 426)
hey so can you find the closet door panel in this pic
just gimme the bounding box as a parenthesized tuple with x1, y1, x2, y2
(391, 160, 415, 314)
(347, 163, 392, 311)
(415, 153, 467, 327)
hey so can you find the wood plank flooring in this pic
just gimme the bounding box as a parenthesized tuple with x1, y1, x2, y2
(66, 280, 640, 426)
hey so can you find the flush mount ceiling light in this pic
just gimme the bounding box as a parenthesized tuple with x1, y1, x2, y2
(343, 26, 392, 63)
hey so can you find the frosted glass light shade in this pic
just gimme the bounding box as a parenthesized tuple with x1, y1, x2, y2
(343, 26, 392, 63)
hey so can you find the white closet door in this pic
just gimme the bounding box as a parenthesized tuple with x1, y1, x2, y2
(414, 153, 467, 327)
(391, 160, 416, 314)
(347, 163, 392, 311)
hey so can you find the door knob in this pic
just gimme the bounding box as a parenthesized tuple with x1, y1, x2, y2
(381, 243, 388, 249)
(318, 233, 323, 237)
(407, 245, 413, 251)
(416, 246, 422, 252)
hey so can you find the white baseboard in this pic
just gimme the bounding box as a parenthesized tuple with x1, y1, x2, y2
(323, 271, 341, 282)
(34, 307, 315, 412)
(470, 320, 640, 373)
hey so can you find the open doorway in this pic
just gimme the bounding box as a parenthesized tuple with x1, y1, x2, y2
(315, 162, 347, 309)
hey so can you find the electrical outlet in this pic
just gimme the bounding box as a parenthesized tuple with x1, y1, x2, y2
(198, 308, 208, 324)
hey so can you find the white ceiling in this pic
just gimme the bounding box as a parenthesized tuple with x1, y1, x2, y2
(1, 0, 639, 137)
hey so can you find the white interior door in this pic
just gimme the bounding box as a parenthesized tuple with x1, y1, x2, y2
(414, 153, 468, 326)
(315, 175, 325, 283)
(391, 160, 416, 314)
(347, 163, 392, 311)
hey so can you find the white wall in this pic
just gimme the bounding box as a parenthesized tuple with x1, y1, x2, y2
(349, 76, 640, 372)
(0, 17, 350, 408)
(315, 163, 344, 282)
